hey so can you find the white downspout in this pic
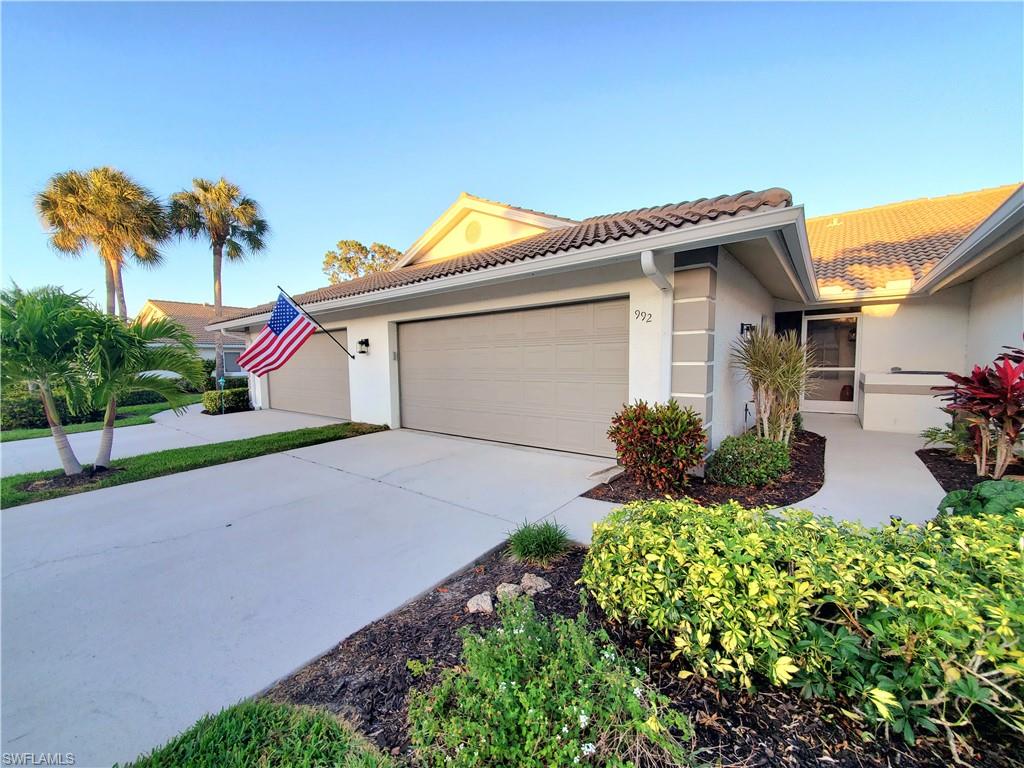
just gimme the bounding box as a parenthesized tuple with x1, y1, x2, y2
(640, 249, 671, 291)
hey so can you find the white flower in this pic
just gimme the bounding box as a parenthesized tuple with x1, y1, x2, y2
(634, 666, 643, 676)
(578, 712, 589, 729)
(573, 758, 580, 765)
(581, 743, 596, 757)
(561, 724, 569, 734)
(633, 686, 643, 699)
(498, 681, 507, 691)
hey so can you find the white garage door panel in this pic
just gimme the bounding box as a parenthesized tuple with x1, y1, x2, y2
(398, 300, 628, 457)
(268, 331, 351, 419)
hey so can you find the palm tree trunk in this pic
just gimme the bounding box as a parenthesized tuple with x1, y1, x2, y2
(104, 260, 116, 315)
(94, 396, 117, 469)
(213, 243, 224, 381)
(39, 381, 82, 476)
(113, 263, 128, 321)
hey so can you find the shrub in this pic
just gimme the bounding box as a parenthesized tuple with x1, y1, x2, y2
(731, 328, 813, 445)
(938, 479, 1024, 518)
(202, 387, 251, 414)
(582, 499, 1024, 753)
(920, 414, 984, 462)
(117, 699, 394, 767)
(507, 520, 570, 565)
(408, 597, 692, 768)
(705, 433, 790, 487)
(934, 353, 1024, 479)
(607, 400, 705, 493)
(1, 383, 102, 430)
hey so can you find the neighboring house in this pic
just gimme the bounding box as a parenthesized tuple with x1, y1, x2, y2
(210, 185, 1023, 458)
(137, 299, 248, 375)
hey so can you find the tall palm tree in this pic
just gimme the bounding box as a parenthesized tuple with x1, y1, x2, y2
(0, 286, 94, 475)
(80, 313, 205, 469)
(35, 167, 169, 319)
(169, 178, 269, 380)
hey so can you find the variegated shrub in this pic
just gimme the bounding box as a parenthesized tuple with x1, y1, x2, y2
(581, 499, 1023, 755)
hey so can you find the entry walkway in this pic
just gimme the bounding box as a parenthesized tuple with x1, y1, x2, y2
(797, 413, 944, 525)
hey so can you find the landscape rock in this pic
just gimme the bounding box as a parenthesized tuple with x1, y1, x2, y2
(496, 582, 523, 601)
(520, 573, 551, 596)
(466, 591, 493, 614)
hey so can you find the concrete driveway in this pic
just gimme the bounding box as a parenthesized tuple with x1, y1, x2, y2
(1, 429, 611, 767)
(1, 405, 342, 477)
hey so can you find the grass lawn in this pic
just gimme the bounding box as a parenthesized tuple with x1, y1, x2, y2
(0, 395, 204, 442)
(116, 699, 394, 768)
(2, 421, 386, 508)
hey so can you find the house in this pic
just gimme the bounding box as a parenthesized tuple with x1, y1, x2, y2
(137, 299, 248, 375)
(210, 184, 1023, 458)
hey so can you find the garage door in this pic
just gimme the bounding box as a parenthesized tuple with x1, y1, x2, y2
(398, 300, 628, 457)
(268, 331, 351, 419)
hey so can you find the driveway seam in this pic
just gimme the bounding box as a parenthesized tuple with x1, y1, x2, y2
(278, 450, 519, 526)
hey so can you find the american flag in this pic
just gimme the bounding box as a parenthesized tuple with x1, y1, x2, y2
(237, 293, 318, 376)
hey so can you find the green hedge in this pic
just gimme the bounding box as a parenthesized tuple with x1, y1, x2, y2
(705, 433, 790, 486)
(202, 387, 252, 414)
(1, 384, 101, 430)
(581, 499, 1024, 747)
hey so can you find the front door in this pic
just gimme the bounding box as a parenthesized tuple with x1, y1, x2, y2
(801, 313, 861, 414)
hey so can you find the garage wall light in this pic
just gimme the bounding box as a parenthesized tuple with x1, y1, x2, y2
(357, 338, 370, 355)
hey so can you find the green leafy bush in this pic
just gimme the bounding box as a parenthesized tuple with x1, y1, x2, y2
(507, 520, 570, 565)
(202, 387, 251, 414)
(582, 499, 1024, 752)
(118, 699, 393, 767)
(408, 597, 692, 768)
(938, 479, 1024, 518)
(1, 383, 102, 430)
(607, 400, 706, 493)
(705, 433, 790, 486)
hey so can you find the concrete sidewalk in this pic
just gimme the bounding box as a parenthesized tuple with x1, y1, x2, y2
(795, 413, 944, 525)
(1, 429, 608, 767)
(1, 405, 343, 477)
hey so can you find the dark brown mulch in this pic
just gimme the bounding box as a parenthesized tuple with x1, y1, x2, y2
(917, 448, 1024, 493)
(583, 430, 826, 507)
(265, 545, 1018, 767)
(21, 466, 122, 492)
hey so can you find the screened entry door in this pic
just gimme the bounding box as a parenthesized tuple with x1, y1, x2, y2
(801, 314, 861, 414)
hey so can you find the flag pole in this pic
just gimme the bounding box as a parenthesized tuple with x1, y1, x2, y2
(277, 285, 356, 359)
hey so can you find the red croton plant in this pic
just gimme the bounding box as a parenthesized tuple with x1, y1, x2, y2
(935, 339, 1024, 479)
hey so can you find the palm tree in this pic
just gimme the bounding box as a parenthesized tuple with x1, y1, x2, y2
(80, 313, 206, 469)
(36, 167, 169, 319)
(169, 178, 269, 380)
(0, 286, 93, 475)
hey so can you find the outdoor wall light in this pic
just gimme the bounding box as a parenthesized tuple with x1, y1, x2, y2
(357, 338, 370, 355)
(739, 322, 756, 336)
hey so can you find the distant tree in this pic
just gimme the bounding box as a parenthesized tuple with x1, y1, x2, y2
(169, 178, 269, 381)
(322, 241, 402, 284)
(36, 167, 169, 319)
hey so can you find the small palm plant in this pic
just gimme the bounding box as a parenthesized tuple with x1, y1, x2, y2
(731, 327, 814, 445)
(36, 167, 169, 318)
(0, 286, 93, 475)
(170, 178, 269, 380)
(79, 314, 206, 469)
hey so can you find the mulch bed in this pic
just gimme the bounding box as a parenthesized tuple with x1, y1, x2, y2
(917, 449, 1024, 493)
(583, 430, 826, 507)
(21, 465, 122, 492)
(264, 544, 1018, 767)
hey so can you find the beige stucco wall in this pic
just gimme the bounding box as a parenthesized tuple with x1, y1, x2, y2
(712, 248, 774, 449)
(414, 210, 549, 264)
(967, 252, 1023, 366)
(857, 286, 970, 375)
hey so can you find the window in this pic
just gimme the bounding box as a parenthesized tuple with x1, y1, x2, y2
(223, 351, 243, 374)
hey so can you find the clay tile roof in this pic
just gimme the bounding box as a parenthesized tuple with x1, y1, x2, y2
(807, 184, 1021, 293)
(141, 300, 247, 345)
(223, 187, 792, 323)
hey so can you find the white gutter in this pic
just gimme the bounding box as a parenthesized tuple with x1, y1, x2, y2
(210, 204, 814, 331)
(913, 184, 1024, 294)
(640, 249, 671, 291)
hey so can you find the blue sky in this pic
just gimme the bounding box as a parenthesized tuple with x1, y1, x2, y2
(3, 2, 1022, 314)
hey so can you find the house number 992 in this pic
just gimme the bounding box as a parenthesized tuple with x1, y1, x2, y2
(634, 310, 653, 324)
